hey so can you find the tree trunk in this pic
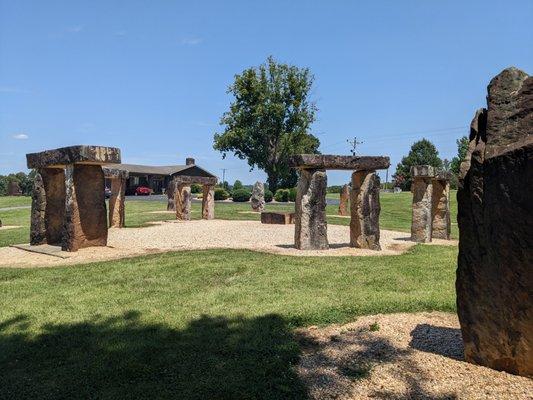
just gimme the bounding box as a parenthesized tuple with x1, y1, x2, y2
(267, 173, 279, 193)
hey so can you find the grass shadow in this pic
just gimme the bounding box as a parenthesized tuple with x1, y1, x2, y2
(0, 311, 307, 400)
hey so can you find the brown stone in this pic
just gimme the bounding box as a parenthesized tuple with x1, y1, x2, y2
(350, 171, 381, 250)
(30, 172, 48, 245)
(294, 169, 328, 250)
(7, 181, 22, 196)
(109, 177, 126, 228)
(410, 176, 433, 243)
(431, 179, 450, 240)
(289, 154, 390, 171)
(251, 181, 265, 212)
(62, 164, 108, 251)
(26, 145, 121, 169)
(166, 180, 176, 211)
(338, 184, 349, 216)
(261, 212, 295, 224)
(202, 185, 215, 220)
(457, 67, 533, 376)
(175, 184, 192, 221)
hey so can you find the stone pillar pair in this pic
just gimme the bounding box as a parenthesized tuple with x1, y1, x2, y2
(103, 167, 129, 228)
(173, 180, 215, 221)
(26, 145, 121, 252)
(293, 168, 381, 251)
(410, 166, 451, 242)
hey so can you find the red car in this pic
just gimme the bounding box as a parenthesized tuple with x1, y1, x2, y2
(135, 186, 152, 196)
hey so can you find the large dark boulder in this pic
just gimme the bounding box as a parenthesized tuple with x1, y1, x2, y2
(457, 67, 533, 376)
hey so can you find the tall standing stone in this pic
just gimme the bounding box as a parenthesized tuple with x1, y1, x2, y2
(175, 184, 192, 221)
(7, 181, 22, 196)
(410, 166, 435, 243)
(202, 185, 215, 220)
(294, 169, 328, 250)
(251, 181, 265, 212)
(338, 184, 349, 216)
(431, 177, 450, 240)
(109, 177, 126, 228)
(350, 171, 381, 250)
(166, 180, 176, 211)
(457, 67, 532, 376)
(30, 172, 47, 245)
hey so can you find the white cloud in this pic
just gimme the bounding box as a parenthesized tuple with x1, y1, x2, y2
(180, 37, 203, 46)
(12, 133, 29, 140)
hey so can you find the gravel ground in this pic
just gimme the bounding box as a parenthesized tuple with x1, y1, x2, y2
(296, 312, 533, 399)
(0, 220, 455, 268)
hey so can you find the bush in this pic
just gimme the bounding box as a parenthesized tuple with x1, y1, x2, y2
(232, 180, 243, 191)
(288, 188, 297, 202)
(191, 184, 202, 193)
(274, 189, 290, 202)
(214, 187, 230, 200)
(231, 188, 251, 202)
(327, 185, 343, 194)
(264, 189, 273, 203)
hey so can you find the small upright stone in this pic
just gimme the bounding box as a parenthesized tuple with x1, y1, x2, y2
(350, 171, 381, 250)
(410, 166, 434, 243)
(294, 169, 328, 250)
(251, 181, 265, 212)
(338, 184, 349, 216)
(7, 181, 22, 196)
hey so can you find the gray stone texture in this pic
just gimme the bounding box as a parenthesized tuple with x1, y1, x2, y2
(27, 145, 121, 169)
(456, 67, 533, 376)
(410, 177, 433, 243)
(202, 185, 215, 220)
(251, 181, 265, 212)
(109, 177, 127, 228)
(431, 179, 450, 240)
(166, 180, 176, 211)
(338, 184, 350, 216)
(294, 169, 328, 250)
(350, 171, 381, 250)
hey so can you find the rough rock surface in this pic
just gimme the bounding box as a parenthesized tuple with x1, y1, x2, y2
(166, 180, 176, 211)
(201, 185, 215, 220)
(261, 212, 295, 225)
(289, 154, 390, 171)
(109, 177, 126, 228)
(62, 165, 108, 251)
(27, 145, 121, 169)
(30, 172, 47, 245)
(411, 177, 433, 243)
(431, 179, 450, 239)
(175, 184, 192, 221)
(350, 171, 381, 250)
(338, 184, 349, 216)
(250, 181, 265, 212)
(457, 67, 533, 376)
(295, 169, 328, 250)
(7, 181, 22, 196)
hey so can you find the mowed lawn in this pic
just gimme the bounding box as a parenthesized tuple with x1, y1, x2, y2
(0, 191, 458, 247)
(0, 192, 459, 399)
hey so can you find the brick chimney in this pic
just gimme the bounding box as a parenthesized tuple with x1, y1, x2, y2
(186, 157, 195, 166)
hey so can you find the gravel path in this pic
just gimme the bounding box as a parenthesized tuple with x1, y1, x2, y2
(0, 220, 456, 268)
(296, 312, 533, 399)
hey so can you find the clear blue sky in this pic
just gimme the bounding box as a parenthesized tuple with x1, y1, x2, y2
(1, 0, 531, 184)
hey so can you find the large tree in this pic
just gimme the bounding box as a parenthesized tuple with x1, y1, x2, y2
(214, 56, 320, 191)
(450, 136, 469, 175)
(392, 138, 443, 190)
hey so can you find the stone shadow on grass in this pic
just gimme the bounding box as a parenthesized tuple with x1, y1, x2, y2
(0, 311, 307, 400)
(409, 324, 464, 361)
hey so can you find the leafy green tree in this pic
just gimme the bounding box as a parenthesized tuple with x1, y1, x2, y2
(214, 56, 320, 192)
(232, 180, 243, 191)
(450, 136, 469, 175)
(392, 139, 443, 190)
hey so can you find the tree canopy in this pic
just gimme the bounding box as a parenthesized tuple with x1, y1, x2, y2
(450, 136, 469, 175)
(392, 139, 443, 190)
(213, 56, 320, 191)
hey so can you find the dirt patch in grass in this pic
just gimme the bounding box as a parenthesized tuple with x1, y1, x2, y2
(296, 312, 532, 399)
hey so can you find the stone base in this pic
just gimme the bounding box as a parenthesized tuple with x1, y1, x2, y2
(295, 169, 328, 250)
(261, 212, 295, 224)
(350, 171, 381, 250)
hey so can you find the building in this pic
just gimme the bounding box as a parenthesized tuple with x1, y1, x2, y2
(104, 158, 217, 195)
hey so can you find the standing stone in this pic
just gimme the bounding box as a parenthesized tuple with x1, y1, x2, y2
(410, 166, 434, 243)
(40, 168, 66, 245)
(175, 184, 192, 221)
(251, 181, 265, 212)
(62, 165, 108, 251)
(457, 67, 533, 376)
(30, 172, 47, 245)
(109, 177, 126, 228)
(202, 185, 215, 220)
(166, 180, 176, 211)
(294, 169, 328, 250)
(431, 178, 450, 240)
(350, 171, 381, 250)
(7, 181, 22, 196)
(338, 184, 350, 216)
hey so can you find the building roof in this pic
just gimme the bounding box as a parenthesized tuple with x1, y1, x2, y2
(102, 163, 217, 178)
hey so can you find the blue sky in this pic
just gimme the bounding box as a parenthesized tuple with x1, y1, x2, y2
(1, 1, 531, 185)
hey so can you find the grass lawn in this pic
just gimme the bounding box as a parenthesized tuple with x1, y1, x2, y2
(0, 245, 457, 399)
(0, 191, 457, 247)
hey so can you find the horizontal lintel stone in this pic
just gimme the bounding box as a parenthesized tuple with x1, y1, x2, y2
(410, 165, 452, 181)
(102, 167, 130, 179)
(27, 145, 121, 169)
(289, 154, 390, 170)
(173, 176, 218, 186)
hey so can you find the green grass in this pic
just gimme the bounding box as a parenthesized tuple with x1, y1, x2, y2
(0, 245, 457, 399)
(0, 191, 457, 247)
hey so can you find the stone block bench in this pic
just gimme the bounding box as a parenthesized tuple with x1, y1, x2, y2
(261, 211, 295, 224)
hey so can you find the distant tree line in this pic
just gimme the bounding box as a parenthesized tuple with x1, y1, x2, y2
(0, 171, 36, 196)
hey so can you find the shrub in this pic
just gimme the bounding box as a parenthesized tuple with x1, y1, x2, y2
(191, 184, 202, 193)
(214, 187, 230, 200)
(264, 189, 273, 203)
(327, 185, 343, 194)
(232, 188, 252, 202)
(274, 189, 290, 202)
(232, 180, 243, 191)
(288, 188, 297, 202)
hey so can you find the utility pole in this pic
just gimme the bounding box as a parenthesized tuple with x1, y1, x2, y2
(221, 168, 227, 188)
(347, 136, 364, 156)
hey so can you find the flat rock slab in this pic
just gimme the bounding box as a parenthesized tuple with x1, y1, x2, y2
(261, 211, 295, 224)
(27, 145, 121, 168)
(102, 166, 129, 179)
(10, 244, 73, 259)
(411, 165, 452, 180)
(289, 154, 390, 170)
